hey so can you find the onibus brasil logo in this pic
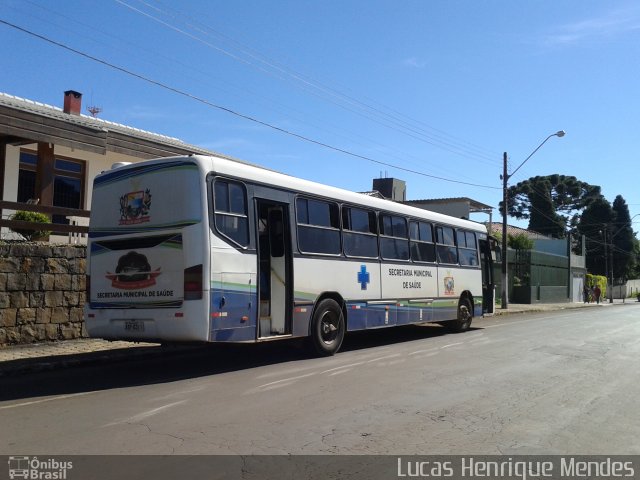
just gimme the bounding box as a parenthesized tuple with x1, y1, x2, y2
(8, 456, 73, 479)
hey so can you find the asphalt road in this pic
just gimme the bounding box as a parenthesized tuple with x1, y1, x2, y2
(1, 304, 639, 455)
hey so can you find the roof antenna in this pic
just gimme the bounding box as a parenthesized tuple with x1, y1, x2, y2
(86, 91, 102, 117)
(87, 105, 102, 117)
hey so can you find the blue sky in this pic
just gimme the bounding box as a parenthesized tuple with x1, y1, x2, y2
(1, 0, 639, 228)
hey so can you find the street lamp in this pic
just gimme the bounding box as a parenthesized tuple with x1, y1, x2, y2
(501, 130, 565, 309)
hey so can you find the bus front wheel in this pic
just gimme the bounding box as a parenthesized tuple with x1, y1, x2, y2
(310, 298, 345, 356)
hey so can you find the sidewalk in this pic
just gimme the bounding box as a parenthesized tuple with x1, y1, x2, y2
(491, 298, 631, 316)
(0, 299, 635, 376)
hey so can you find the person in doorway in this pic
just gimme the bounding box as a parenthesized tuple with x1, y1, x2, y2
(594, 285, 602, 304)
(583, 284, 589, 303)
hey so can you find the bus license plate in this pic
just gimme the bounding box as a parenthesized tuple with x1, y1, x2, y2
(124, 320, 145, 332)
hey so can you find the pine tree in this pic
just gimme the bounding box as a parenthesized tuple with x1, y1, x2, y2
(501, 175, 601, 239)
(577, 197, 615, 276)
(611, 195, 634, 282)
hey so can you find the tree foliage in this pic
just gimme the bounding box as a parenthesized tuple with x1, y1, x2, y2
(576, 197, 615, 277)
(490, 230, 534, 250)
(611, 195, 635, 281)
(497, 174, 639, 280)
(500, 175, 601, 238)
(628, 238, 640, 280)
(575, 195, 636, 281)
(508, 233, 534, 250)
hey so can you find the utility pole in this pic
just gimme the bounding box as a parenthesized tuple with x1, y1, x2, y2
(501, 152, 508, 309)
(609, 228, 614, 303)
(602, 227, 609, 302)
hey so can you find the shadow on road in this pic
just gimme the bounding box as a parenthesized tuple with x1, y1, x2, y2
(0, 323, 480, 402)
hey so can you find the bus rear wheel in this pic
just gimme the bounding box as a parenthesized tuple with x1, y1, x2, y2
(310, 298, 345, 356)
(443, 298, 473, 333)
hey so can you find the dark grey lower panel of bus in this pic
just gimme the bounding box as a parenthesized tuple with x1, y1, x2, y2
(209, 287, 480, 342)
(210, 289, 257, 342)
(343, 298, 473, 331)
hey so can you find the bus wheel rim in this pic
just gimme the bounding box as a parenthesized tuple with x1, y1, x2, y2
(320, 311, 338, 344)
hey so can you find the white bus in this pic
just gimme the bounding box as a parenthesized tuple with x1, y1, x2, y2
(85, 155, 496, 355)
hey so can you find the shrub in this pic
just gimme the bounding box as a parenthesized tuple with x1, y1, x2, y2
(585, 273, 607, 299)
(508, 233, 534, 250)
(9, 211, 51, 240)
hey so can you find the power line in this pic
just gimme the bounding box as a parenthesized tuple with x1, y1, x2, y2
(0, 18, 501, 190)
(115, 0, 502, 166)
(16, 0, 489, 186)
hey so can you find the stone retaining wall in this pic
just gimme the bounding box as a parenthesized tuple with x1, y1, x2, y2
(0, 242, 86, 345)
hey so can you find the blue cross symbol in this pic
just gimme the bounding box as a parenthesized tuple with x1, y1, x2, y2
(357, 265, 370, 290)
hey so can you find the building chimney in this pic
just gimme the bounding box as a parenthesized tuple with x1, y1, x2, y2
(63, 90, 82, 115)
(372, 177, 406, 202)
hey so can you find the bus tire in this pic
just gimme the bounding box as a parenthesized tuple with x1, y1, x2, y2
(310, 298, 345, 356)
(443, 298, 473, 333)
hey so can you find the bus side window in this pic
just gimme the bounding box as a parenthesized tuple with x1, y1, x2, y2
(213, 179, 249, 247)
(296, 197, 341, 255)
(436, 225, 458, 264)
(379, 214, 409, 260)
(342, 206, 378, 258)
(457, 230, 479, 266)
(410, 221, 435, 262)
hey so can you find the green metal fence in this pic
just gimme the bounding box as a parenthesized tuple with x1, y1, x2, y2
(494, 249, 571, 304)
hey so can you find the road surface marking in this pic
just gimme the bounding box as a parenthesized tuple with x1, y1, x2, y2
(254, 372, 317, 390)
(0, 392, 94, 410)
(102, 400, 187, 427)
(365, 353, 402, 363)
(408, 348, 439, 355)
(321, 361, 365, 373)
(154, 386, 204, 401)
(440, 342, 464, 349)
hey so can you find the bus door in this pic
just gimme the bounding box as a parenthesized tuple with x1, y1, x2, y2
(257, 200, 292, 337)
(479, 237, 496, 315)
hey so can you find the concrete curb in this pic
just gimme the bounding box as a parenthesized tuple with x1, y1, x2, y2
(0, 343, 198, 377)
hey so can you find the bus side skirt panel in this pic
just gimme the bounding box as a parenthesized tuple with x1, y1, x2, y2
(431, 299, 458, 322)
(209, 283, 257, 342)
(345, 300, 437, 331)
(473, 297, 483, 317)
(293, 306, 313, 337)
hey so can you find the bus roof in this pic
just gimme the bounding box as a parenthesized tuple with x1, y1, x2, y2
(99, 154, 488, 234)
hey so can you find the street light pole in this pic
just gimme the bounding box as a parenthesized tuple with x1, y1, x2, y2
(501, 131, 565, 309)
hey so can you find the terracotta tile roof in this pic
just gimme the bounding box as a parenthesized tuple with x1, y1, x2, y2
(487, 222, 552, 239)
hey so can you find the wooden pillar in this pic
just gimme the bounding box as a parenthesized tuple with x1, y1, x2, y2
(0, 140, 5, 221)
(35, 142, 55, 206)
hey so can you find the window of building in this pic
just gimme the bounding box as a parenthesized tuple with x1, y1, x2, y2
(296, 197, 341, 255)
(342, 206, 378, 258)
(17, 151, 86, 226)
(52, 158, 84, 224)
(410, 221, 436, 263)
(379, 213, 409, 260)
(17, 152, 38, 203)
(435, 225, 458, 264)
(213, 179, 249, 247)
